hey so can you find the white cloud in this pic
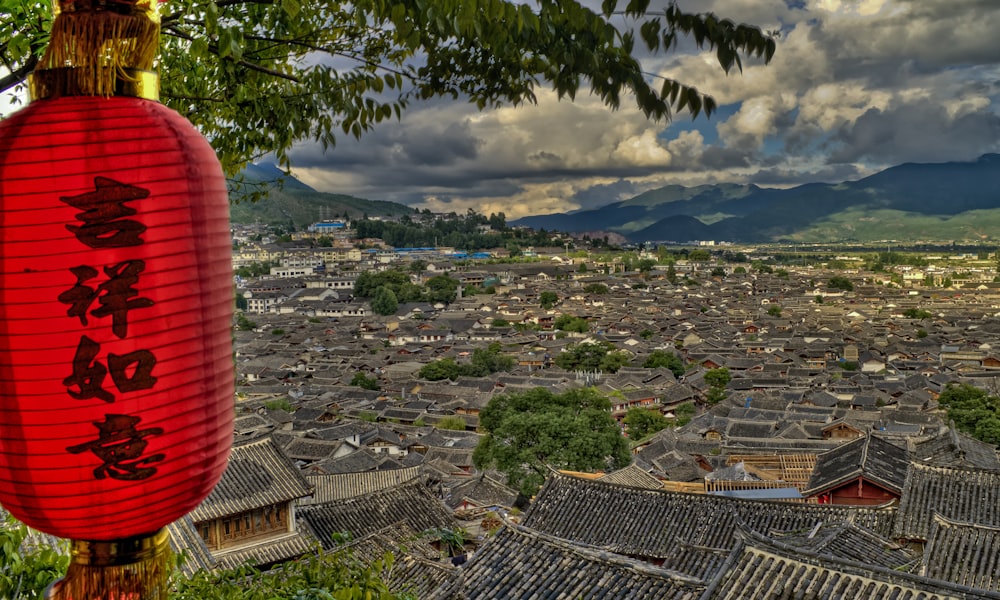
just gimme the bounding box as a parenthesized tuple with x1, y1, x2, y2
(279, 0, 1000, 218)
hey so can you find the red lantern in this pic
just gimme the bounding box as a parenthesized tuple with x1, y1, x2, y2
(0, 0, 232, 595)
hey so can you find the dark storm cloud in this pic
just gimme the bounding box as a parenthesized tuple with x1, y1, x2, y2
(566, 180, 639, 211)
(700, 146, 755, 170)
(289, 116, 482, 169)
(829, 101, 1000, 164)
(270, 0, 1000, 219)
(751, 162, 867, 186)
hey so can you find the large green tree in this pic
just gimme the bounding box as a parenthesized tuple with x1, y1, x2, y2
(623, 407, 668, 440)
(554, 340, 629, 373)
(370, 285, 399, 315)
(1, 1, 775, 174)
(642, 349, 684, 376)
(937, 383, 1000, 445)
(473, 387, 630, 496)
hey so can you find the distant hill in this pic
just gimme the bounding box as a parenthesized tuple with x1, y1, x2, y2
(512, 154, 1000, 243)
(229, 164, 414, 228)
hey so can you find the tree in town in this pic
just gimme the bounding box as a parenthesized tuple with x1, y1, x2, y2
(425, 274, 460, 304)
(473, 387, 630, 496)
(436, 416, 468, 431)
(554, 341, 628, 373)
(554, 313, 589, 333)
(665, 264, 678, 284)
(936, 383, 1000, 444)
(828, 276, 854, 291)
(370, 285, 399, 316)
(583, 283, 609, 295)
(642, 349, 685, 377)
(670, 402, 696, 427)
(704, 367, 730, 389)
(350, 371, 380, 391)
(704, 367, 730, 405)
(467, 343, 516, 376)
(235, 313, 257, 331)
(637, 258, 658, 273)
(766, 305, 782, 317)
(539, 291, 558, 310)
(624, 407, 669, 440)
(2, 2, 774, 176)
(353, 270, 411, 298)
(417, 357, 463, 381)
(419, 343, 513, 380)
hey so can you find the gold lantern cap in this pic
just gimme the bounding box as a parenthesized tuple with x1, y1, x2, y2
(30, 0, 160, 100)
(46, 529, 172, 600)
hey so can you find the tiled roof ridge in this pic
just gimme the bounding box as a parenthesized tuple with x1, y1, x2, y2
(315, 477, 429, 507)
(909, 461, 1000, 477)
(729, 527, 1000, 599)
(500, 520, 706, 586)
(545, 470, 898, 513)
(931, 510, 1000, 533)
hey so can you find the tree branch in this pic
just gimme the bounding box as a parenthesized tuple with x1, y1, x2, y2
(0, 54, 37, 95)
(162, 26, 300, 82)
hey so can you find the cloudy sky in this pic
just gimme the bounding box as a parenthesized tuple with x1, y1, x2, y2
(286, 0, 1000, 220)
(5, 1, 996, 221)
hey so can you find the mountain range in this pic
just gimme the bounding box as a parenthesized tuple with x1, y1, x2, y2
(234, 155, 1000, 244)
(230, 163, 413, 227)
(512, 154, 1000, 244)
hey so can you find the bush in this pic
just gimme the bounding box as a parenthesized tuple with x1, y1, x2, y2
(437, 416, 468, 431)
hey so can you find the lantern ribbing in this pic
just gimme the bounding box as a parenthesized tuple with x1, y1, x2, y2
(0, 0, 234, 597)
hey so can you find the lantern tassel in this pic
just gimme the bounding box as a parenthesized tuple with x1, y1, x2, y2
(46, 529, 172, 600)
(35, 0, 160, 98)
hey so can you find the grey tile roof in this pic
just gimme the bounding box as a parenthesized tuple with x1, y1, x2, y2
(301, 466, 423, 505)
(922, 514, 1000, 592)
(298, 480, 457, 549)
(522, 474, 896, 560)
(340, 522, 459, 597)
(444, 474, 518, 510)
(894, 463, 1000, 541)
(703, 535, 1000, 600)
(283, 437, 346, 462)
(802, 434, 910, 496)
(597, 463, 663, 490)
(311, 448, 382, 474)
(908, 427, 1000, 470)
(429, 523, 705, 600)
(342, 521, 441, 563)
(212, 530, 318, 571)
(768, 521, 917, 570)
(166, 516, 217, 576)
(190, 436, 313, 522)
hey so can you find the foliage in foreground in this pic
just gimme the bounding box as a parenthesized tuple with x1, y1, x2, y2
(172, 549, 410, 600)
(0, 515, 69, 599)
(0, 513, 410, 600)
(473, 387, 631, 496)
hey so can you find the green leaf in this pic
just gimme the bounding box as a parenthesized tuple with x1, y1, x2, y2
(281, 0, 300, 18)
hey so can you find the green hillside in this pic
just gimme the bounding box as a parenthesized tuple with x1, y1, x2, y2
(784, 208, 1000, 243)
(229, 165, 414, 229)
